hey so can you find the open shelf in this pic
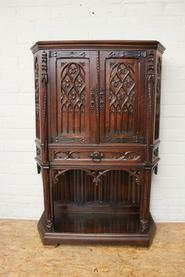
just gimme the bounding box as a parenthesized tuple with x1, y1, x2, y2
(38, 210, 156, 247)
(54, 207, 140, 234)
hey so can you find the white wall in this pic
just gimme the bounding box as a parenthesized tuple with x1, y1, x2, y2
(0, 0, 185, 221)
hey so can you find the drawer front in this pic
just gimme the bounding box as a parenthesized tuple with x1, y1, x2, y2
(49, 146, 146, 165)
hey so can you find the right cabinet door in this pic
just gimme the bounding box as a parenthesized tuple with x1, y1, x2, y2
(99, 50, 146, 144)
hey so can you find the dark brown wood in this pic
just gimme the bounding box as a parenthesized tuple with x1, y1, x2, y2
(31, 40, 165, 247)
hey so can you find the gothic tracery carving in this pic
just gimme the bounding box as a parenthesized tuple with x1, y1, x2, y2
(109, 62, 136, 113)
(60, 62, 85, 113)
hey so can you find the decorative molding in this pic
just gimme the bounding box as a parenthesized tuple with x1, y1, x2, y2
(85, 170, 110, 186)
(140, 219, 149, 233)
(153, 148, 159, 158)
(53, 169, 142, 187)
(41, 51, 48, 84)
(108, 50, 146, 58)
(146, 50, 155, 114)
(36, 146, 41, 157)
(53, 169, 70, 183)
(155, 57, 162, 137)
(128, 170, 142, 186)
(50, 51, 86, 58)
(41, 51, 48, 156)
(46, 219, 53, 232)
(157, 56, 161, 77)
(96, 53, 100, 114)
(53, 168, 110, 187)
(52, 150, 141, 162)
(34, 57, 39, 116)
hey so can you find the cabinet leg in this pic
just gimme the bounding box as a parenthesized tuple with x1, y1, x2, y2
(139, 168, 152, 233)
(41, 167, 54, 232)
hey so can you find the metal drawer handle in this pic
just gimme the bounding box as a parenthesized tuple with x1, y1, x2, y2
(90, 152, 104, 163)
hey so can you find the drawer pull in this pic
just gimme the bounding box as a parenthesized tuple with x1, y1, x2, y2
(90, 152, 104, 163)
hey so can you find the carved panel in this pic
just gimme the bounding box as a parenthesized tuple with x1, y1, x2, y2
(109, 62, 136, 113)
(103, 58, 143, 143)
(58, 61, 87, 139)
(60, 63, 85, 113)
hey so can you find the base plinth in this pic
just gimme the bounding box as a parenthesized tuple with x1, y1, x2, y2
(38, 212, 156, 247)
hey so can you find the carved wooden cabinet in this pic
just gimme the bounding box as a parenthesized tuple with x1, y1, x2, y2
(31, 41, 165, 246)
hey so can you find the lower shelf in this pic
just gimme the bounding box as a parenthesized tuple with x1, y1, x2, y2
(38, 210, 156, 247)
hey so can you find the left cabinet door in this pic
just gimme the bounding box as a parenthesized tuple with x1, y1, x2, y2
(48, 50, 98, 144)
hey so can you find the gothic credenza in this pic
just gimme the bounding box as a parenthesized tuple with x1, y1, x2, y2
(31, 41, 165, 246)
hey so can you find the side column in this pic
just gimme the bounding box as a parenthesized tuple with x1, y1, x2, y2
(41, 166, 54, 231)
(139, 167, 152, 232)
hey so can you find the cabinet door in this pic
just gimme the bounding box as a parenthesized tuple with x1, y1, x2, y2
(99, 51, 145, 144)
(49, 50, 97, 144)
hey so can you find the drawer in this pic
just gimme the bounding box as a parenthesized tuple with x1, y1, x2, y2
(49, 145, 146, 166)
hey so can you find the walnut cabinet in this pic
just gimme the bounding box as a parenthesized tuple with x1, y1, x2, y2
(31, 41, 165, 246)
